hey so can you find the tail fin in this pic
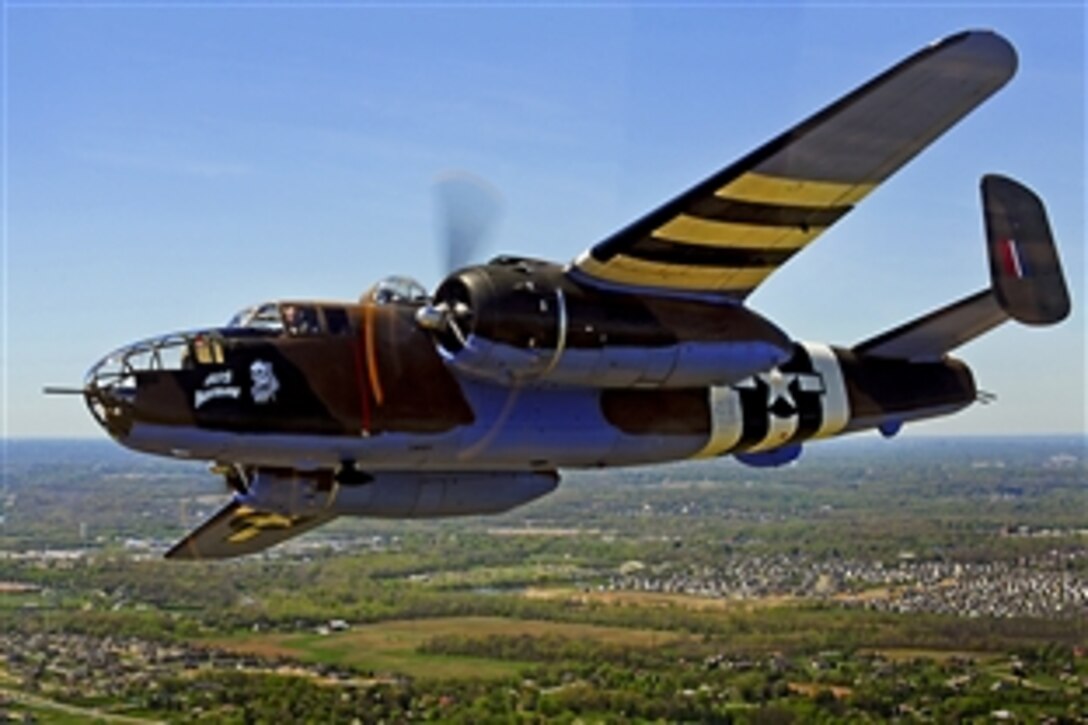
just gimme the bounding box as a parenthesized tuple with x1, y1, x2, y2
(982, 174, 1070, 324)
(855, 175, 1069, 361)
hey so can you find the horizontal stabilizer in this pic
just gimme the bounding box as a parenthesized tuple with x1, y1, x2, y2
(165, 497, 336, 561)
(982, 174, 1070, 324)
(854, 290, 1006, 361)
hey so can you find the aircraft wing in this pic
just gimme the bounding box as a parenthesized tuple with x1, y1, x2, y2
(571, 30, 1017, 299)
(165, 497, 336, 560)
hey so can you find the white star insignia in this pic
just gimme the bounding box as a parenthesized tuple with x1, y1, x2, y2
(735, 371, 826, 419)
(764, 371, 795, 410)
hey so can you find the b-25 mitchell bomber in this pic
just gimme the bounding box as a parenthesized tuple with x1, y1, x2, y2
(48, 31, 1070, 559)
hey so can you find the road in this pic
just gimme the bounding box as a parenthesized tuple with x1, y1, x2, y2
(0, 685, 165, 724)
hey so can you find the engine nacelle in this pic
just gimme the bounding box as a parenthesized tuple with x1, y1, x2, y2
(427, 257, 792, 387)
(340, 470, 559, 518)
(243, 468, 559, 519)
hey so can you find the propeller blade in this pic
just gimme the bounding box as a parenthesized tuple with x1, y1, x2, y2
(434, 171, 502, 273)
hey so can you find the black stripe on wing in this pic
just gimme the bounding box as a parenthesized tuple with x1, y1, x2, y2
(688, 198, 852, 228)
(623, 239, 798, 268)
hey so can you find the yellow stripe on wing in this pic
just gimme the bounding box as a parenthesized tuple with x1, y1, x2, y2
(576, 253, 775, 293)
(718, 172, 874, 206)
(652, 214, 821, 249)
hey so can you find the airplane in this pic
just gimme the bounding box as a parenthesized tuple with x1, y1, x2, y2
(46, 30, 1070, 560)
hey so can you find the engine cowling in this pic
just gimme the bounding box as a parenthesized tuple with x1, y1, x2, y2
(421, 256, 792, 387)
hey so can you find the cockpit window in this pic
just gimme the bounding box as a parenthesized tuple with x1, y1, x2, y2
(366, 276, 429, 306)
(323, 307, 351, 335)
(228, 302, 352, 337)
(191, 334, 225, 365)
(282, 304, 321, 336)
(226, 308, 250, 328)
(228, 303, 284, 333)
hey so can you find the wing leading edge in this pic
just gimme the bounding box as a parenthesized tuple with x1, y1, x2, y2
(571, 30, 1017, 299)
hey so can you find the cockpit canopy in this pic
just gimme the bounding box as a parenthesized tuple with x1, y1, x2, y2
(226, 280, 427, 338)
(227, 301, 352, 337)
(227, 303, 283, 332)
(362, 276, 429, 306)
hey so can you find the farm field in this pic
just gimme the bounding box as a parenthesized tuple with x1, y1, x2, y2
(205, 616, 688, 680)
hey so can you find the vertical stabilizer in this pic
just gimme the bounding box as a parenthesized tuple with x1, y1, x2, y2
(855, 175, 1069, 361)
(982, 174, 1070, 324)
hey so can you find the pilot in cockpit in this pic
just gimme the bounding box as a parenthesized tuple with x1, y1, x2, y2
(282, 304, 320, 336)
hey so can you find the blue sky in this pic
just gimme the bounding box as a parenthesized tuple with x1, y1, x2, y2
(3, 2, 1084, 438)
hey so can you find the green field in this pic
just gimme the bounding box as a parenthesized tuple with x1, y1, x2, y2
(206, 615, 687, 680)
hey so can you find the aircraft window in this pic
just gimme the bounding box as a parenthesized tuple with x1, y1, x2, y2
(154, 341, 188, 370)
(227, 303, 285, 333)
(191, 335, 225, 366)
(226, 308, 249, 328)
(282, 304, 321, 336)
(366, 276, 429, 306)
(323, 307, 351, 335)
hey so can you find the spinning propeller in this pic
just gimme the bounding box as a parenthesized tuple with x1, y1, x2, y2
(416, 172, 502, 348)
(434, 171, 502, 274)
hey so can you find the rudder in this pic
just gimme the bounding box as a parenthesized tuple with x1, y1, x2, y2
(982, 174, 1070, 324)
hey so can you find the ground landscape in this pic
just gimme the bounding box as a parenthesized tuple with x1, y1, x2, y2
(0, 436, 1085, 722)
